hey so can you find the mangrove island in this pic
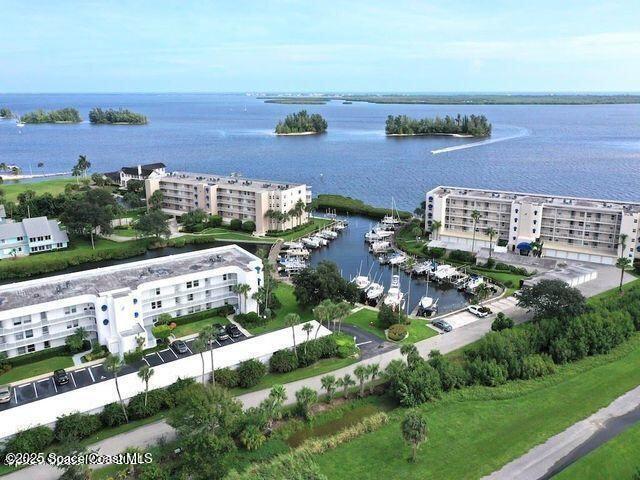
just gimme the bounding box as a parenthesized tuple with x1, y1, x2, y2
(20, 108, 82, 124)
(385, 114, 492, 137)
(0, 107, 13, 119)
(89, 107, 148, 125)
(275, 109, 328, 135)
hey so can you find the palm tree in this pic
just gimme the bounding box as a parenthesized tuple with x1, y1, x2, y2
(302, 322, 313, 353)
(284, 313, 300, 358)
(470, 210, 481, 252)
(192, 337, 208, 384)
(402, 410, 428, 463)
(313, 299, 335, 339)
(619, 233, 628, 256)
(333, 301, 352, 333)
(616, 257, 632, 293)
(261, 384, 287, 429)
(137, 364, 154, 407)
(104, 354, 129, 423)
(232, 283, 251, 313)
(295, 199, 306, 225)
(430, 220, 442, 240)
(486, 227, 497, 258)
(367, 363, 380, 394)
(337, 373, 355, 399)
(199, 326, 216, 385)
(354, 365, 370, 397)
(76, 154, 91, 179)
(320, 375, 336, 403)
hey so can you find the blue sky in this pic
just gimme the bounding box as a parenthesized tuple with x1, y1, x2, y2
(1, 0, 639, 92)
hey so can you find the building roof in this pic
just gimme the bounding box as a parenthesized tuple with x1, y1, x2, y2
(164, 171, 307, 193)
(121, 163, 166, 176)
(0, 245, 260, 312)
(0, 216, 68, 244)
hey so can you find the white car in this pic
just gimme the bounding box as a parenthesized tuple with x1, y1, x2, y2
(467, 305, 491, 318)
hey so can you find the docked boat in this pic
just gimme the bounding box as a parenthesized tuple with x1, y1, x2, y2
(366, 282, 384, 304)
(370, 240, 391, 254)
(312, 235, 329, 246)
(387, 252, 407, 266)
(465, 275, 484, 294)
(320, 230, 338, 239)
(383, 275, 405, 311)
(278, 258, 307, 275)
(282, 247, 310, 258)
(333, 221, 347, 230)
(433, 265, 457, 282)
(283, 241, 305, 250)
(302, 237, 320, 249)
(352, 275, 372, 291)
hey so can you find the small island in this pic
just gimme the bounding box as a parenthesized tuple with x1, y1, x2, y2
(385, 114, 491, 137)
(0, 107, 13, 119)
(89, 107, 148, 125)
(275, 109, 328, 135)
(20, 108, 82, 124)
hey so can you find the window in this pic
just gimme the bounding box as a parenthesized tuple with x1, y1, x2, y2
(155, 288, 161, 295)
(151, 301, 162, 310)
(25, 329, 33, 338)
(187, 294, 194, 301)
(13, 318, 22, 326)
(222, 274, 228, 281)
(42, 326, 49, 335)
(44, 341, 51, 349)
(40, 312, 47, 320)
(17, 346, 26, 355)
(15, 332, 24, 340)
(64, 306, 77, 315)
(27, 344, 35, 353)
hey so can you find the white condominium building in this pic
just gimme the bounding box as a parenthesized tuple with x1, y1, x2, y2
(0, 245, 263, 359)
(0, 216, 69, 259)
(145, 172, 312, 235)
(426, 186, 640, 265)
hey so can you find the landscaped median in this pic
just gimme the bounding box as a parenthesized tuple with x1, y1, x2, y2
(343, 307, 438, 344)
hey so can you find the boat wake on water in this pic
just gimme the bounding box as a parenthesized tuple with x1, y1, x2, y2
(430, 127, 529, 155)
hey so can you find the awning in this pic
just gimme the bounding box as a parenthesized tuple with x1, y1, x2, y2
(517, 242, 532, 251)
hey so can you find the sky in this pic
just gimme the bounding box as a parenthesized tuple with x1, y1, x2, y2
(1, 0, 639, 93)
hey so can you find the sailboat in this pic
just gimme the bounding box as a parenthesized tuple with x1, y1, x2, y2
(383, 273, 405, 311)
(366, 272, 385, 305)
(351, 262, 373, 292)
(380, 197, 403, 230)
(418, 272, 435, 313)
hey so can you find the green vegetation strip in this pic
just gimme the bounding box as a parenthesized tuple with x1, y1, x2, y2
(311, 194, 411, 220)
(343, 308, 437, 344)
(315, 334, 640, 479)
(1, 177, 75, 203)
(248, 284, 314, 335)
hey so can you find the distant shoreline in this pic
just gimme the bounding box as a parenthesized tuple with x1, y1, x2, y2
(386, 133, 476, 138)
(274, 131, 320, 136)
(0, 172, 69, 180)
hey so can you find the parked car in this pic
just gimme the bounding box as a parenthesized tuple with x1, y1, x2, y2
(213, 323, 229, 341)
(468, 305, 491, 318)
(0, 385, 10, 404)
(432, 320, 452, 332)
(170, 339, 189, 355)
(53, 369, 69, 386)
(225, 324, 242, 339)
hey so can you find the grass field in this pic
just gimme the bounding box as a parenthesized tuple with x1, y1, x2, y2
(1, 177, 75, 202)
(554, 421, 640, 480)
(343, 308, 438, 344)
(248, 283, 314, 335)
(0, 356, 74, 384)
(198, 227, 276, 243)
(272, 217, 333, 241)
(171, 316, 229, 338)
(316, 334, 640, 479)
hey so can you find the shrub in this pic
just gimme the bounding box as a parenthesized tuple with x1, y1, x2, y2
(335, 334, 357, 358)
(387, 323, 408, 341)
(54, 412, 101, 443)
(269, 349, 299, 373)
(466, 359, 508, 387)
(215, 367, 240, 388)
(166, 377, 196, 405)
(242, 220, 256, 233)
(448, 250, 476, 263)
(230, 218, 243, 231)
(386, 359, 442, 407)
(208, 215, 223, 227)
(378, 303, 399, 329)
(315, 334, 339, 358)
(100, 402, 128, 427)
(4, 426, 54, 455)
(0, 352, 10, 374)
(237, 359, 266, 388)
(8, 346, 68, 368)
(235, 312, 265, 328)
(519, 354, 556, 380)
(127, 390, 170, 420)
(124, 349, 144, 364)
(428, 351, 468, 391)
(295, 387, 318, 420)
(151, 324, 172, 342)
(491, 312, 514, 331)
(484, 258, 496, 269)
(240, 424, 266, 451)
(424, 246, 445, 259)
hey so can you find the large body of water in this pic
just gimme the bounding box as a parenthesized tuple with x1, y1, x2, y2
(1, 94, 639, 210)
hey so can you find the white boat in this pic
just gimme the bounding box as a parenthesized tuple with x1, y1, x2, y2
(370, 240, 391, 253)
(334, 222, 347, 230)
(366, 282, 384, 302)
(282, 247, 310, 257)
(352, 275, 371, 291)
(302, 237, 320, 248)
(312, 235, 328, 246)
(380, 215, 402, 229)
(434, 265, 457, 282)
(283, 241, 304, 250)
(16, 121, 25, 128)
(413, 262, 432, 275)
(321, 230, 338, 239)
(465, 276, 484, 293)
(383, 275, 405, 311)
(388, 252, 407, 266)
(365, 226, 394, 242)
(278, 258, 307, 274)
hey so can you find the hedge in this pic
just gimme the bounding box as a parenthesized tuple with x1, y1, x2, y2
(2, 426, 54, 456)
(215, 367, 239, 388)
(171, 305, 235, 326)
(8, 346, 69, 368)
(310, 194, 412, 220)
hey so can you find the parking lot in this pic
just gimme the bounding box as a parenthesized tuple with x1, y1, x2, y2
(0, 333, 247, 411)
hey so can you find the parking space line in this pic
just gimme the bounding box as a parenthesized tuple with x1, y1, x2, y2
(156, 352, 165, 363)
(88, 368, 96, 382)
(185, 344, 193, 355)
(13, 389, 17, 403)
(356, 341, 372, 347)
(33, 383, 38, 399)
(53, 379, 58, 393)
(168, 348, 178, 359)
(214, 340, 221, 347)
(70, 372, 78, 388)
(143, 357, 150, 366)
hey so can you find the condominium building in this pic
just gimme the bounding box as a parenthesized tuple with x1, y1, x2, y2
(118, 163, 166, 187)
(145, 172, 312, 235)
(426, 186, 640, 265)
(0, 245, 263, 359)
(0, 216, 69, 259)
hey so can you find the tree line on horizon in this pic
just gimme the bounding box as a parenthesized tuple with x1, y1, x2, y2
(385, 113, 492, 137)
(275, 109, 328, 134)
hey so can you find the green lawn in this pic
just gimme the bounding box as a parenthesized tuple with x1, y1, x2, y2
(198, 227, 276, 244)
(1, 177, 76, 203)
(231, 356, 358, 395)
(171, 316, 229, 338)
(112, 226, 144, 238)
(272, 217, 333, 241)
(0, 356, 74, 384)
(316, 334, 640, 480)
(343, 308, 438, 344)
(248, 283, 314, 335)
(554, 421, 640, 480)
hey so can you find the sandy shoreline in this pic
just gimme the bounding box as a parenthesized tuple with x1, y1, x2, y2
(0, 172, 70, 180)
(274, 131, 320, 136)
(386, 133, 477, 138)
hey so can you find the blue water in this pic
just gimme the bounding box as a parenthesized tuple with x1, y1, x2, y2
(1, 93, 639, 210)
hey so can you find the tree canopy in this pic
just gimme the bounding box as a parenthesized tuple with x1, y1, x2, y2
(60, 188, 117, 248)
(88, 107, 148, 124)
(385, 114, 491, 136)
(517, 279, 587, 320)
(20, 108, 81, 124)
(292, 261, 358, 307)
(275, 110, 328, 134)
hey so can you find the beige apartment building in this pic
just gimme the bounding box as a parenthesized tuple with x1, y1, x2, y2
(426, 186, 640, 265)
(146, 172, 312, 235)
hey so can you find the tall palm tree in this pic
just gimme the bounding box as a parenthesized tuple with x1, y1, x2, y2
(295, 199, 306, 225)
(232, 283, 251, 313)
(104, 354, 128, 423)
(193, 337, 208, 384)
(616, 257, 632, 293)
(333, 301, 352, 333)
(354, 365, 370, 397)
(470, 210, 481, 252)
(367, 363, 380, 394)
(284, 313, 300, 358)
(76, 154, 91, 179)
(137, 364, 154, 407)
(313, 300, 334, 339)
(200, 326, 216, 385)
(430, 220, 442, 240)
(486, 227, 497, 258)
(302, 322, 314, 352)
(619, 233, 628, 256)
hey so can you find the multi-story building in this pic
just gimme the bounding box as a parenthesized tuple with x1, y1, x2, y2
(0, 245, 263, 358)
(117, 162, 166, 187)
(145, 172, 312, 235)
(426, 186, 640, 265)
(0, 216, 69, 259)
